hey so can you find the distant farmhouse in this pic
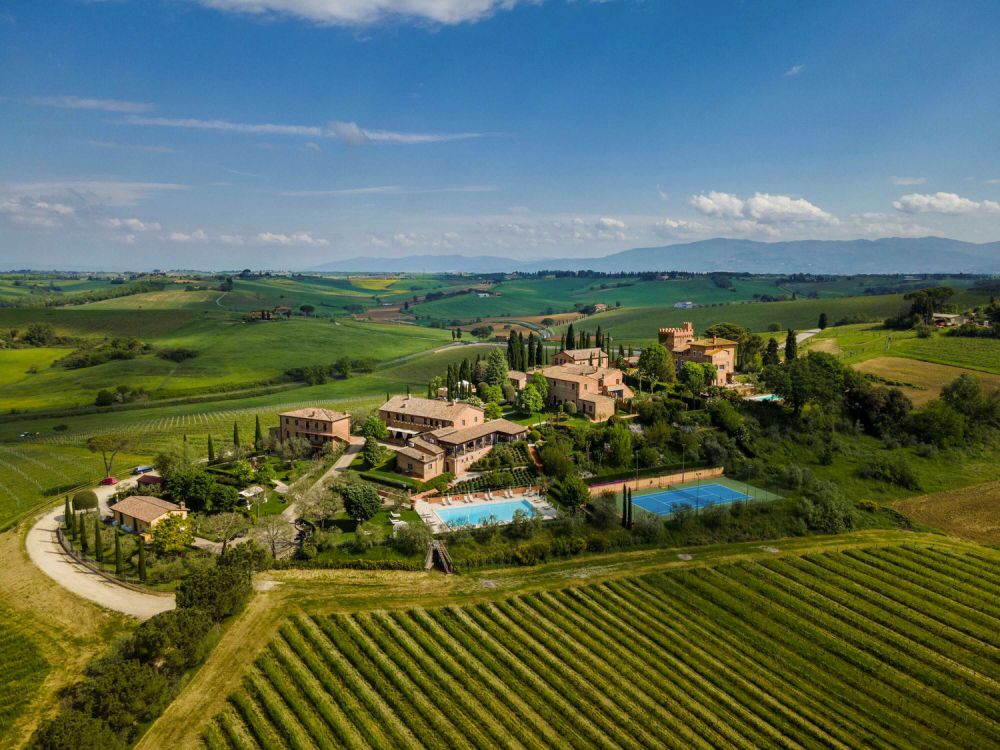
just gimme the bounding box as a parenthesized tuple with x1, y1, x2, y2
(659, 322, 737, 386)
(673, 300, 697, 309)
(540, 364, 633, 422)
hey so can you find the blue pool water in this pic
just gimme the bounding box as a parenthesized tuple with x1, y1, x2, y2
(436, 499, 536, 528)
(634, 483, 750, 516)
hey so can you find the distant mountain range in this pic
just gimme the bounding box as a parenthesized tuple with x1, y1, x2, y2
(310, 237, 1000, 274)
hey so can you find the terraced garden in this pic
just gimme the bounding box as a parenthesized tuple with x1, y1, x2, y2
(202, 543, 1000, 749)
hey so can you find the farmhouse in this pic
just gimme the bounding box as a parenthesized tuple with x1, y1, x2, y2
(271, 407, 351, 448)
(379, 395, 484, 442)
(508, 370, 528, 391)
(931, 313, 968, 327)
(541, 364, 633, 422)
(553, 347, 610, 367)
(658, 321, 737, 386)
(396, 418, 529, 480)
(111, 495, 187, 536)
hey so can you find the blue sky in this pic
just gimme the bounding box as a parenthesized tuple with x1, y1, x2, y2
(1, 0, 999, 270)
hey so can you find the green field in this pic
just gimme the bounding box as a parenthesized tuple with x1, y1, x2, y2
(0, 275, 121, 304)
(560, 290, 991, 344)
(202, 543, 1000, 749)
(0, 316, 452, 411)
(804, 324, 1000, 375)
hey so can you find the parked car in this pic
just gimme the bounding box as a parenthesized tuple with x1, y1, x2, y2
(131, 465, 154, 475)
(99, 476, 119, 486)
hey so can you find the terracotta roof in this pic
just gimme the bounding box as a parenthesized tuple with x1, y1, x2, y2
(112, 495, 184, 524)
(558, 347, 606, 360)
(690, 337, 737, 347)
(542, 365, 603, 385)
(279, 407, 349, 422)
(136, 474, 162, 485)
(380, 395, 484, 421)
(397, 439, 443, 462)
(429, 418, 528, 445)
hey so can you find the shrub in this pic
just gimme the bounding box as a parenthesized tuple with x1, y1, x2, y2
(587, 492, 619, 530)
(128, 609, 214, 674)
(67, 659, 171, 740)
(72, 490, 99, 511)
(857, 499, 878, 512)
(631, 513, 664, 543)
(564, 400, 577, 415)
(343, 483, 382, 522)
(175, 565, 252, 621)
(28, 710, 125, 750)
(156, 347, 198, 362)
(393, 522, 432, 556)
(858, 454, 921, 490)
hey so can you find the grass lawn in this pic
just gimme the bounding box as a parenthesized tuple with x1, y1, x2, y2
(135, 530, 1000, 750)
(318, 508, 422, 548)
(854, 356, 1000, 405)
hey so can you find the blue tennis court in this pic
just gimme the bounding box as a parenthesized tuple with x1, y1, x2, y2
(633, 483, 750, 515)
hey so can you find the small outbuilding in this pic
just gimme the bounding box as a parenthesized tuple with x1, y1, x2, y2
(111, 495, 187, 535)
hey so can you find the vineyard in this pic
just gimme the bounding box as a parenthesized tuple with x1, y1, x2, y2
(202, 543, 1000, 749)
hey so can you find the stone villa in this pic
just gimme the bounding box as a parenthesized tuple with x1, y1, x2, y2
(658, 322, 737, 386)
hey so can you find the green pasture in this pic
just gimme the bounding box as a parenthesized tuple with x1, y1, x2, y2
(0, 610, 50, 739)
(0, 276, 120, 304)
(0, 317, 452, 411)
(562, 290, 991, 344)
(409, 275, 793, 321)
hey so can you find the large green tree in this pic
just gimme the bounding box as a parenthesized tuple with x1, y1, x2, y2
(85, 432, 135, 479)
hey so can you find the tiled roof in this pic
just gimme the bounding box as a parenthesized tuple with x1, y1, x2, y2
(429, 418, 528, 445)
(380, 395, 484, 421)
(279, 407, 349, 422)
(112, 495, 184, 524)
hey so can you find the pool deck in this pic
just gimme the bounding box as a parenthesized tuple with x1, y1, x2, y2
(415, 490, 558, 533)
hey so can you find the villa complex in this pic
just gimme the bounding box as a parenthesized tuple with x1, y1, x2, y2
(379, 395, 483, 441)
(658, 322, 737, 386)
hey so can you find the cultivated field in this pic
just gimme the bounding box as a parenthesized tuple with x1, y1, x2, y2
(0, 611, 49, 741)
(854, 356, 1000, 405)
(894, 481, 1000, 544)
(200, 542, 1000, 750)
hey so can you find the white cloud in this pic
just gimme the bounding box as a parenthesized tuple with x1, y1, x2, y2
(652, 218, 708, 237)
(690, 190, 835, 224)
(985, 178, 1000, 185)
(304, 141, 322, 152)
(126, 115, 491, 145)
(195, 0, 532, 26)
(0, 197, 76, 228)
(4, 180, 187, 208)
(892, 192, 1000, 215)
(744, 193, 835, 223)
(689, 191, 745, 219)
(98, 217, 161, 232)
(596, 217, 626, 230)
(169, 229, 209, 242)
(890, 176, 928, 186)
(33, 95, 155, 113)
(218, 234, 245, 245)
(255, 231, 329, 246)
(784, 64, 805, 77)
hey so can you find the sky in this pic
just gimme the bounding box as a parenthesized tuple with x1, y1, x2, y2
(1, 0, 999, 270)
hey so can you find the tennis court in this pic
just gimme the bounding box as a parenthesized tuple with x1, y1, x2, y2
(633, 482, 751, 515)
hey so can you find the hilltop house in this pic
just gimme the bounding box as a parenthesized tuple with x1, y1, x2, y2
(658, 322, 737, 386)
(541, 364, 633, 422)
(395, 419, 529, 480)
(553, 347, 610, 367)
(271, 408, 351, 448)
(111, 495, 187, 537)
(379, 395, 484, 442)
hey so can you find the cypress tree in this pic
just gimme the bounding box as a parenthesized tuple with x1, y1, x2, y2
(114, 531, 123, 575)
(79, 513, 88, 555)
(63, 496, 72, 531)
(207, 434, 215, 462)
(138, 539, 147, 582)
(627, 488, 634, 529)
(68, 509, 77, 540)
(622, 489, 628, 527)
(93, 514, 103, 563)
(535, 338, 543, 367)
(785, 329, 798, 361)
(233, 421, 240, 448)
(565, 324, 575, 350)
(254, 415, 263, 450)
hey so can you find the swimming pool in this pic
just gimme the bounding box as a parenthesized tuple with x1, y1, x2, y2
(634, 483, 750, 516)
(435, 499, 536, 528)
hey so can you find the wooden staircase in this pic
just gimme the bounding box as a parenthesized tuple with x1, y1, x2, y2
(424, 540, 454, 574)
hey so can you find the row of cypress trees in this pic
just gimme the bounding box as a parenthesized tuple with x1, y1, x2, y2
(62, 497, 146, 582)
(621, 486, 634, 529)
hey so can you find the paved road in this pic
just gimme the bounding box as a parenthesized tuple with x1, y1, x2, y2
(797, 328, 821, 344)
(26, 479, 174, 620)
(281, 437, 363, 523)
